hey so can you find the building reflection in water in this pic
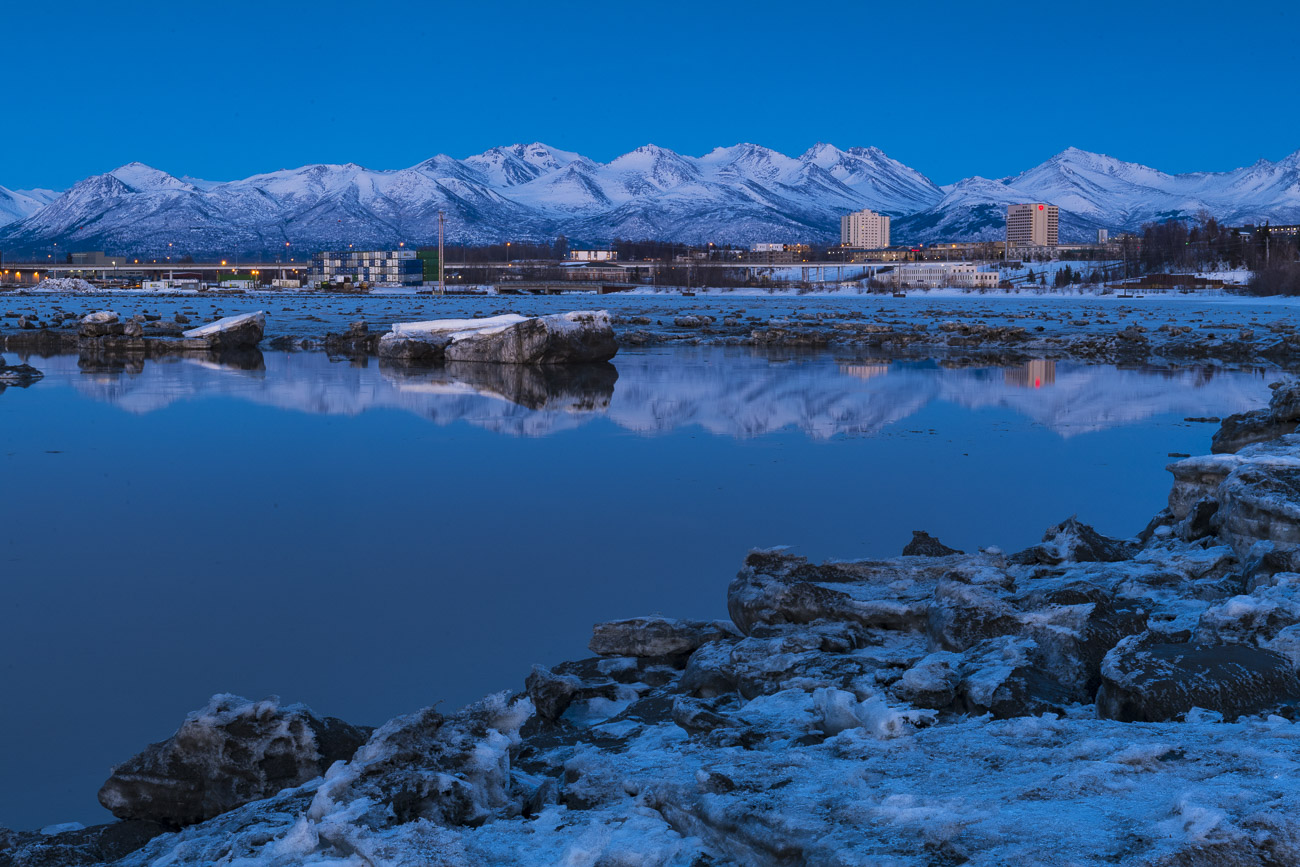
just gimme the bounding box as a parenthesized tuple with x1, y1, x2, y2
(1004, 359, 1056, 389)
(839, 363, 891, 381)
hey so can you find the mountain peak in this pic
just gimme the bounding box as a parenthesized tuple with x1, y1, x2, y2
(108, 163, 194, 193)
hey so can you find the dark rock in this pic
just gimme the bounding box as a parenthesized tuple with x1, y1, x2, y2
(325, 327, 382, 355)
(955, 636, 1074, 719)
(892, 652, 962, 709)
(1018, 587, 1149, 698)
(679, 640, 740, 697)
(98, 694, 370, 826)
(144, 320, 186, 336)
(728, 563, 924, 636)
(671, 696, 738, 734)
(1242, 541, 1300, 593)
(1174, 497, 1219, 542)
(589, 616, 733, 659)
(902, 530, 963, 557)
(0, 820, 166, 867)
(1215, 464, 1300, 555)
(525, 665, 582, 722)
(78, 311, 123, 338)
(181, 312, 265, 350)
(1097, 637, 1300, 722)
(1212, 409, 1296, 454)
(1268, 379, 1300, 422)
(0, 362, 43, 387)
(307, 693, 530, 828)
(1138, 507, 1176, 544)
(1010, 516, 1134, 565)
(122, 319, 143, 339)
(376, 332, 450, 363)
(926, 580, 1019, 652)
(1167, 454, 1243, 519)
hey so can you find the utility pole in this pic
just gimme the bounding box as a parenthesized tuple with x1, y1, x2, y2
(437, 211, 446, 296)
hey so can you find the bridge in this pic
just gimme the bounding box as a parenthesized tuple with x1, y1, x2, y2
(1, 262, 307, 279)
(1, 258, 894, 288)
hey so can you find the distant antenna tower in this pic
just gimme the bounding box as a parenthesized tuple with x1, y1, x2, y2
(438, 211, 446, 295)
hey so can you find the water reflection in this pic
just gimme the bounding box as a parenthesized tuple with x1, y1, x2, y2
(1004, 359, 1056, 389)
(0, 345, 1279, 832)
(9, 348, 1274, 439)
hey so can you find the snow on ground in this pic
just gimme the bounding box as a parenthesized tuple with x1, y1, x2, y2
(29, 277, 97, 293)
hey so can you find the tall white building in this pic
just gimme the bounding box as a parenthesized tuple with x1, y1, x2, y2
(841, 209, 891, 249)
(1006, 203, 1059, 247)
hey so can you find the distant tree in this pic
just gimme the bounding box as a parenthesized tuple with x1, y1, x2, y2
(1242, 260, 1300, 295)
(1141, 219, 1191, 272)
(552, 235, 568, 260)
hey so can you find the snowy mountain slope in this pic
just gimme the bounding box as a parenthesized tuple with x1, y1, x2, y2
(801, 143, 943, 214)
(0, 185, 60, 228)
(1009, 147, 1300, 229)
(462, 143, 580, 188)
(4, 145, 1300, 254)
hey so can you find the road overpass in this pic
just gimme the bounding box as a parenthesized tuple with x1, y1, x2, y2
(1, 262, 307, 279)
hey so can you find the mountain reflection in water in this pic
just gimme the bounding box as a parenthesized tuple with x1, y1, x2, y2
(20, 348, 1274, 439)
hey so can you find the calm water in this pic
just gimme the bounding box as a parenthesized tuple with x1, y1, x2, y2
(0, 348, 1276, 830)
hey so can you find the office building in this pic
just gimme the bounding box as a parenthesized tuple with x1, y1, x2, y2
(310, 249, 423, 286)
(1006, 204, 1059, 247)
(841, 209, 891, 249)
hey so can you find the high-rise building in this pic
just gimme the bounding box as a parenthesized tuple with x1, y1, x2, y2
(1006, 204, 1059, 247)
(840, 209, 891, 249)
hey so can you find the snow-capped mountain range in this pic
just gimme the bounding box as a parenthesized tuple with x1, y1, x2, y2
(2, 144, 1298, 256)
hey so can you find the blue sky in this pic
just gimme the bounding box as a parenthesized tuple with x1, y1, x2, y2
(3, 0, 1297, 190)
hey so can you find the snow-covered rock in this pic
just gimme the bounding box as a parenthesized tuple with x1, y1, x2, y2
(180, 311, 265, 349)
(379, 312, 616, 365)
(31, 277, 96, 294)
(442, 310, 617, 365)
(78, 310, 122, 338)
(0, 361, 43, 386)
(97, 694, 369, 826)
(1009, 515, 1134, 564)
(589, 617, 733, 659)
